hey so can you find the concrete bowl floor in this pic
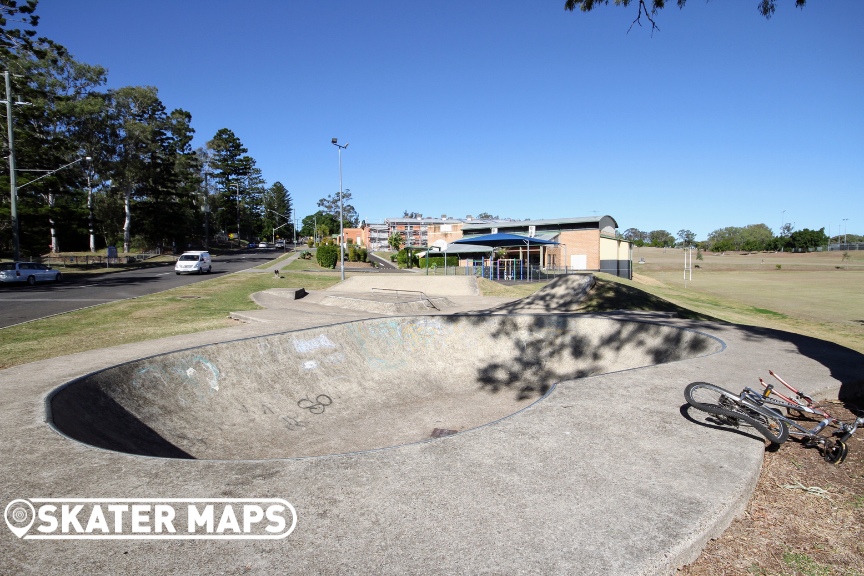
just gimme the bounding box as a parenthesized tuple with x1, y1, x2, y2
(47, 315, 722, 461)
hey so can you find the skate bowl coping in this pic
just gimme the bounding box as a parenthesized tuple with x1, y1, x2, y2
(46, 315, 723, 461)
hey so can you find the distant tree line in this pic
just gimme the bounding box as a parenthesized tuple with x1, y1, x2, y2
(0, 1, 292, 257)
(623, 224, 832, 252)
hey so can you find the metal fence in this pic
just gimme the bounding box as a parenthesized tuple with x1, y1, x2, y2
(40, 251, 160, 267)
(415, 260, 594, 282)
(828, 243, 864, 251)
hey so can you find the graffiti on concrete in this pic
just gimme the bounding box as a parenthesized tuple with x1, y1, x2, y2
(297, 395, 332, 415)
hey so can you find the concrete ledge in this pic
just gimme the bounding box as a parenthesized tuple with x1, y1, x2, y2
(260, 287, 307, 300)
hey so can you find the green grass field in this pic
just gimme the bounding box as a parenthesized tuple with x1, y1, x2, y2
(628, 247, 864, 353)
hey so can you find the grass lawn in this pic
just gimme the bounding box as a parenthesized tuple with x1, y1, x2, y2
(628, 247, 864, 354)
(0, 266, 341, 369)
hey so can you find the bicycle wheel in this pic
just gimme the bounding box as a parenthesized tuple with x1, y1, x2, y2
(823, 439, 848, 465)
(684, 382, 789, 444)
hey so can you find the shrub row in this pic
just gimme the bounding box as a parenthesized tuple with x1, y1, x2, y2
(418, 256, 459, 268)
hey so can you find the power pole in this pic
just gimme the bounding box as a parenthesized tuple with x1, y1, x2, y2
(2, 71, 23, 261)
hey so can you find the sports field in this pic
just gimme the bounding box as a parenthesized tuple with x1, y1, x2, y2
(624, 247, 864, 354)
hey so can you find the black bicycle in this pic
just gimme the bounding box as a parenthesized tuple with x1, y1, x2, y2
(684, 371, 863, 465)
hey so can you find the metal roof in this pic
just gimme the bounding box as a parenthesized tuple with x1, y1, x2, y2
(461, 215, 618, 231)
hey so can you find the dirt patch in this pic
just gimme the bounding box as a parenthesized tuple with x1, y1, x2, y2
(680, 401, 864, 576)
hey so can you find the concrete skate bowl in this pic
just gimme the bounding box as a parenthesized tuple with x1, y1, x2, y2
(47, 315, 723, 461)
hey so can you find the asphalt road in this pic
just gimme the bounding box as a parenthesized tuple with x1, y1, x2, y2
(0, 250, 285, 328)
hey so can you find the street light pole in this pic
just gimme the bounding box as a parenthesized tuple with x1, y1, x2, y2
(266, 208, 290, 247)
(843, 218, 849, 244)
(780, 209, 787, 252)
(331, 138, 349, 281)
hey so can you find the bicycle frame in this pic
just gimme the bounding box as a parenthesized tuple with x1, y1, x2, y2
(746, 370, 864, 443)
(739, 387, 836, 439)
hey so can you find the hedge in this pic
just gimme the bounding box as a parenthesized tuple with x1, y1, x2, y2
(418, 256, 459, 268)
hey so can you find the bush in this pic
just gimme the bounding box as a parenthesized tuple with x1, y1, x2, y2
(348, 244, 358, 262)
(419, 256, 459, 268)
(358, 247, 368, 262)
(396, 248, 419, 268)
(316, 244, 340, 268)
(299, 251, 313, 260)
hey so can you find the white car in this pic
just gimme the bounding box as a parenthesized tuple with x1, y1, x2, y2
(0, 261, 63, 285)
(175, 251, 212, 275)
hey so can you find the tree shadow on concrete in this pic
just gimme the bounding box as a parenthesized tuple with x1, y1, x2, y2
(451, 314, 720, 401)
(734, 325, 864, 404)
(486, 275, 718, 319)
(459, 271, 864, 409)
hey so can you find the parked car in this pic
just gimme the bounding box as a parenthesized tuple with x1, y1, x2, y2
(258, 241, 269, 249)
(174, 251, 212, 274)
(275, 240, 285, 248)
(247, 242, 256, 249)
(0, 261, 62, 285)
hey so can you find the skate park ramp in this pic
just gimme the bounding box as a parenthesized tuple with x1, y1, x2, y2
(491, 274, 596, 312)
(47, 315, 722, 460)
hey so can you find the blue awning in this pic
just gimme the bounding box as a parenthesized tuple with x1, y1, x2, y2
(452, 233, 559, 247)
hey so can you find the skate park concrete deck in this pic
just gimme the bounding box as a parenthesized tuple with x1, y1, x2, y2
(1, 274, 862, 575)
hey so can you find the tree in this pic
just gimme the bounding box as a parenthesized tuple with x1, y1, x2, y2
(262, 181, 292, 241)
(133, 107, 201, 251)
(318, 190, 358, 229)
(0, 1, 41, 61)
(206, 128, 256, 240)
(676, 229, 696, 247)
(739, 223, 774, 252)
(706, 223, 776, 252)
(300, 210, 338, 242)
(97, 85, 203, 253)
(564, 0, 807, 31)
(476, 212, 499, 220)
(388, 232, 404, 252)
(787, 227, 827, 252)
(622, 228, 647, 244)
(648, 229, 674, 248)
(5, 46, 105, 255)
(101, 86, 170, 253)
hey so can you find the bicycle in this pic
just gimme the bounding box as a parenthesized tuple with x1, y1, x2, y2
(684, 371, 864, 465)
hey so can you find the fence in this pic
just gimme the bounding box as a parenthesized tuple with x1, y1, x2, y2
(413, 259, 599, 282)
(40, 251, 160, 267)
(828, 243, 864, 251)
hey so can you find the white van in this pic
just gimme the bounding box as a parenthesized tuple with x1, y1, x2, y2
(175, 251, 212, 275)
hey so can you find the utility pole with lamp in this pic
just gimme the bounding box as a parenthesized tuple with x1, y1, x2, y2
(331, 138, 349, 281)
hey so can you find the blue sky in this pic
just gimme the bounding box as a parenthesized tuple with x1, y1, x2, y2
(36, 0, 862, 240)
